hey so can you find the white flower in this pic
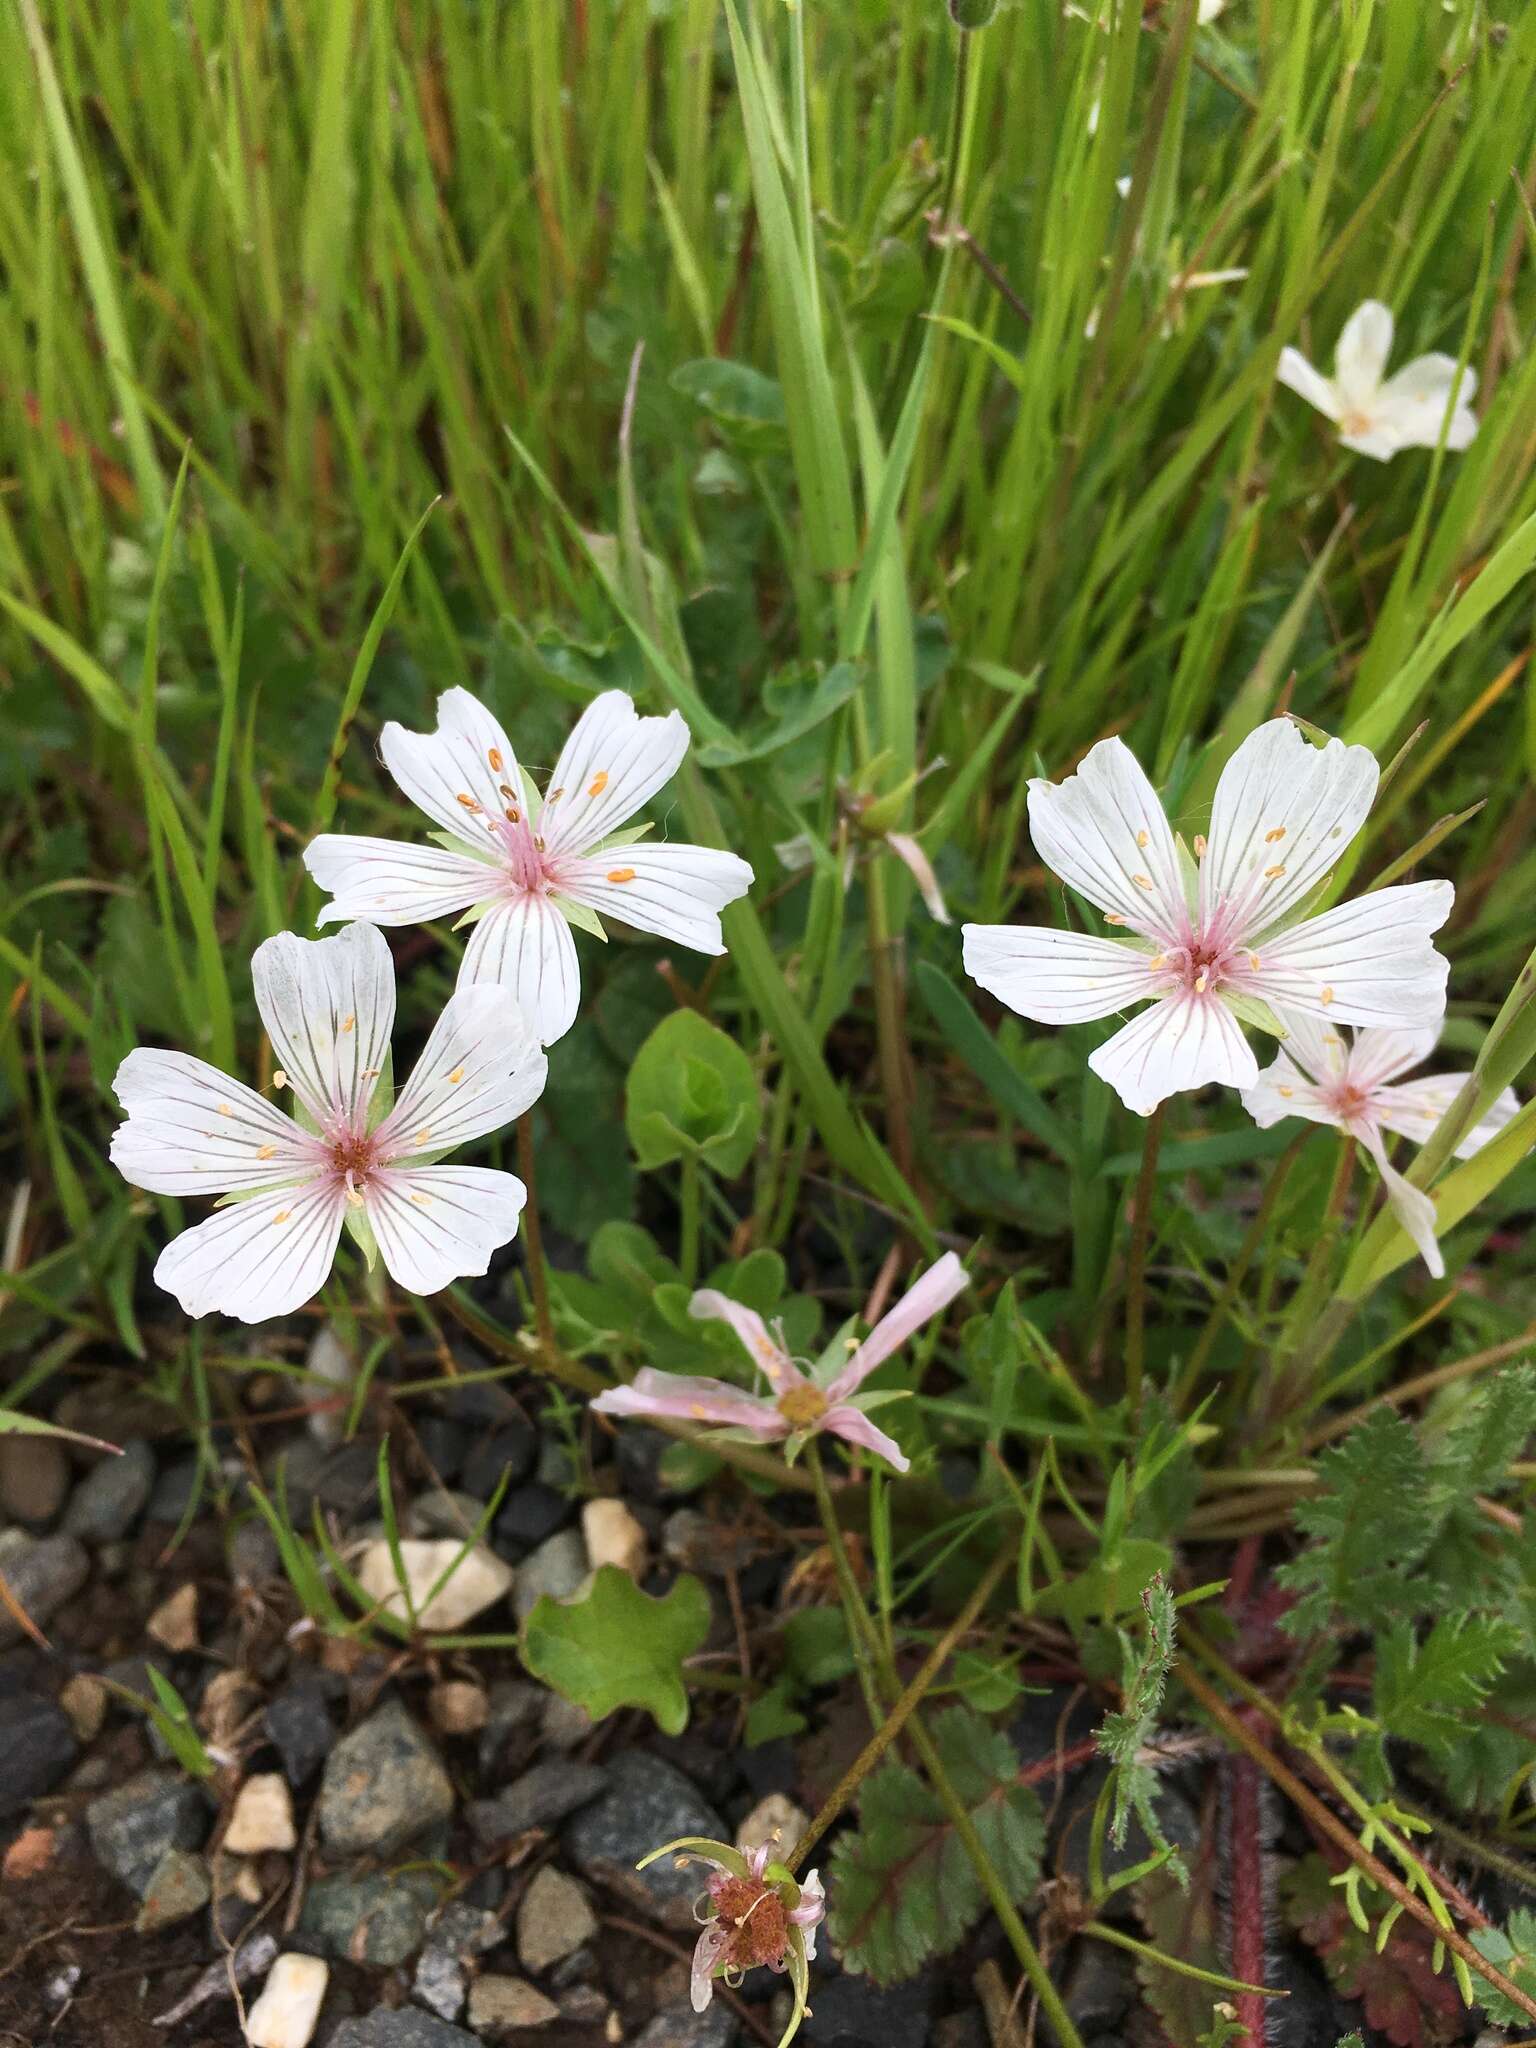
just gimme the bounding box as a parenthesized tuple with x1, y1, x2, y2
(109, 922, 547, 1323)
(1277, 300, 1478, 462)
(303, 689, 755, 1044)
(961, 719, 1453, 1117)
(1242, 1009, 1518, 1277)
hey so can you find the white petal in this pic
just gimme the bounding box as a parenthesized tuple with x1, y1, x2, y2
(689, 1289, 801, 1397)
(1337, 423, 1405, 463)
(1202, 720, 1379, 942)
(1370, 355, 1478, 453)
(1240, 1046, 1339, 1133)
(823, 1403, 910, 1474)
(366, 1165, 527, 1296)
(562, 843, 753, 955)
(1276, 347, 1339, 422)
(886, 832, 951, 924)
(1269, 1005, 1351, 1086)
(1026, 737, 1187, 942)
(304, 834, 492, 926)
(539, 691, 690, 858)
(1247, 881, 1452, 1030)
(251, 923, 396, 1131)
(110, 1048, 317, 1195)
(379, 687, 525, 854)
(458, 894, 581, 1045)
(153, 1179, 344, 1323)
(1344, 1022, 1442, 1090)
(827, 1251, 969, 1400)
(961, 923, 1158, 1023)
(1373, 1075, 1520, 1159)
(1357, 1124, 1444, 1280)
(1334, 300, 1393, 409)
(375, 985, 547, 1162)
(1090, 992, 1258, 1115)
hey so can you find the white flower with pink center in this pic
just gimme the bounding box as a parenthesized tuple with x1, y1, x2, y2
(961, 719, 1453, 1117)
(303, 688, 755, 1044)
(109, 922, 547, 1323)
(1242, 1008, 1518, 1278)
(1277, 300, 1477, 462)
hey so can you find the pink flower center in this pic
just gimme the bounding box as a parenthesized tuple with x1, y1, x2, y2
(1148, 921, 1253, 1001)
(326, 1126, 382, 1204)
(1320, 1078, 1373, 1125)
(777, 1384, 828, 1429)
(706, 1875, 790, 1972)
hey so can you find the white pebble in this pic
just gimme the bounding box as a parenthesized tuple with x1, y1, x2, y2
(244, 1954, 328, 2048)
(224, 1773, 297, 1855)
(354, 1537, 513, 1631)
(580, 1498, 648, 1577)
(736, 1791, 810, 1859)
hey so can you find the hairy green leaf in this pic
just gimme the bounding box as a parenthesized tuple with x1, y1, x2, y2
(521, 1566, 711, 1736)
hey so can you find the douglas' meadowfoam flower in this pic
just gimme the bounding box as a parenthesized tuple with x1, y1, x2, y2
(636, 1834, 823, 2033)
(109, 922, 547, 1322)
(304, 688, 754, 1043)
(590, 1252, 970, 1474)
(962, 719, 1453, 1117)
(1241, 1009, 1518, 1278)
(1277, 300, 1478, 462)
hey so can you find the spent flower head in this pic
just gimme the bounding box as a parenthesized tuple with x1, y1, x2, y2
(1277, 299, 1477, 462)
(590, 1252, 970, 1474)
(962, 718, 1452, 1116)
(637, 1834, 824, 2041)
(1241, 1009, 1518, 1278)
(303, 687, 754, 1044)
(109, 922, 546, 1322)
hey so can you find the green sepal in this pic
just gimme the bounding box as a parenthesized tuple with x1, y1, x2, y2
(635, 1834, 744, 1879)
(343, 1201, 380, 1271)
(594, 822, 654, 850)
(1174, 834, 1201, 916)
(364, 1046, 395, 1131)
(212, 1177, 308, 1209)
(552, 893, 607, 940)
(429, 828, 499, 866)
(450, 899, 499, 931)
(778, 1927, 811, 2048)
(1223, 992, 1287, 1040)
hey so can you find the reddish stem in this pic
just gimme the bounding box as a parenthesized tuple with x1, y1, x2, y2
(1226, 1753, 1270, 2048)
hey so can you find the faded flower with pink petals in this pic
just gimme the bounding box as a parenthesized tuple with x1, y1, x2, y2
(590, 1252, 970, 1474)
(637, 1835, 823, 2037)
(1241, 1009, 1518, 1279)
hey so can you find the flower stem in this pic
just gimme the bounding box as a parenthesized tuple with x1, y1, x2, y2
(1081, 1921, 1284, 2003)
(804, 1445, 1086, 2048)
(1173, 1128, 1308, 1410)
(679, 1154, 702, 1288)
(1124, 1102, 1166, 1423)
(516, 1111, 555, 1354)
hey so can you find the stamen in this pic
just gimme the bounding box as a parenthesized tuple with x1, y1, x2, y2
(548, 787, 564, 803)
(217, 1102, 234, 1117)
(415, 1127, 433, 1145)
(499, 783, 516, 801)
(1136, 830, 1149, 849)
(1264, 864, 1286, 878)
(1278, 1085, 1293, 1098)
(410, 1191, 432, 1206)
(272, 1069, 288, 1089)
(1264, 826, 1287, 843)
(273, 1210, 290, 1225)
(1132, 874, 1154, 890)
(448, 1067, 465, 1085)
(1194, 970, 1208, 993)
(505, 807, 520, 822)
(345, 1188, 365, 1209)
(588, 771, 609, 797)
(1194, 833, 1207, 856)
(1248, 952, 1261, 971)
(256, 1144, 277, 1160)
(607, 867, 636, 884)
(1320, 987, 1335, 1006)
(456, 793, 480, 812)
(340, 1013, 355, 1034)
(488, 747, 503, 772)
(1104, 912, 1125, 926)
(534, 835, 546, 852)
(1149, 954, 1167, 970)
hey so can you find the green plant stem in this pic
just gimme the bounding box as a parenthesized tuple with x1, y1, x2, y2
(1173, 1128, 1308, 1410)
(1262, 1133, 1358, 1433)
(516, 1112, 556, 1355)
(1082, 1921, 1285, 2002)
(866, 861, 917, 1193)
(679, 1154, 703, 1287)
(805, 1444, 1086, 2048)
(1124, 1102, 1166, 1423)
(787, 1537, 1015, 1872)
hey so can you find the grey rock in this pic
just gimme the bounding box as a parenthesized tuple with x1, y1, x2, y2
(540, 1691, 593, 1751)
(412, 1945, 467, 2022)
(266, 1673, 337, 1786)
(0, 1434, 69, 1524)
(495, 1484, 573, 1556)
(662, 1509, 758, 1578)
(314, 1442, 381, 1519)
(557, 1985, 610, 2025)
(476, 1678, 543, 1776)
(934, 2016, 988, 2048)
(565, 1750, 725, 1930)
(327, 2011, 477, 2048)
(535, 1437, 577, 1490)
(803, 1968, 937, 2048)
(468, 1760, 608, 1846)
(459, 1419, 538, 1502)
(229, 1517, 280, 1583)
(414, 1901, 502, 2018)
(87, 1767, 209, 1895)
(517, 1865, 596, 1973)
(632, 1999, 739, 2048)
(318, 1698, 453, 1858)
(512, 1528, 587, 1622)
(466, 1975, 559, 2032)
(0, 1694, 77, 1818)
(64, 1441, 155, 1543)
(300, 1869, 440, 1967)
(147, 1455, 202, 1525)
(135, 1846, 211, 1932)
(0, 1533, 89, 1646)
(404, 1488, 488, 1540)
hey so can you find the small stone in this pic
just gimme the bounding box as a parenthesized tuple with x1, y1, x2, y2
(662, 1509, 758, 1578)
(581, 1498, 647, 1577)
(57, 1673, 105, 1744)
(355, 1537, 513, 1632)
(632, 2000, 739, 2048)
(63, 1441, 155, 1542)
(467, 1975, 560, 2033)
(460, 1419, 538, 1502)
(557, 1985, 610, 2025)
(512, 1527, 588, 1622)
(494, 1483, 570, 1555)
(87, 1766, 208, 1895)
(152, 1933, 278, 2027)
(0, 1433, 69, 1524)
(405, 1488, 488, 1540)
(224, 1772, 297, 1853)
(328, 2013, 478, 2048)
(414, 1947, 467, 2022)
(305, 1326, 354, 1446)
(735, 1792, 809, 1860)
(428, 1681, 488, 1736)
(467, 1760, 608, 1846)
(4, 1825, 57, 1880)
(314, 1441, 380, 1518)
(230, 1518, 280, 1583)
(146, 1581, 199, 1651)
(566, 1751, 726, 1930)
(0, 1533, 89, 1646)
(517, 1866, 597, 1974)
(540, 1691, 594, 1752)
(414, 1416, 470, 1484)
(299, 1869, 440, 1967)
(135, 1845, 211, 1931)
(200, 1668, 259, 1751)
(244, 1953, 328, 2048)
(0, 1694, 77, 1818)
(266, 1674, 336, 1786)
(802, 1968, 937, 2048)
(477, 1678, 543, 1774)
(148, 1455, 202, 1524)
(318, 1698, 453, 1858)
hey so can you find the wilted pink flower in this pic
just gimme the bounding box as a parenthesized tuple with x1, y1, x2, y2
(590, 1252, 969, 1473)
(637, 1836, 823, 2028)
(1242, 1008, 1518, 1278)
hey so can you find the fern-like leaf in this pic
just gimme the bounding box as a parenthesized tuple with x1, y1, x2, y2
(1277, 1409, 1432, 1634)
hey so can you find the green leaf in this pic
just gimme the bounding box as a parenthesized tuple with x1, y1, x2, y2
(1096, 1571, 1186, 1877)
(1470, 1910, 1536, 2028)
(670, 358, 788, 454)
(625, 1009, 763, 1176)
(828, 1704, 1044, 1984)
(1275, 1410, 1434, 1635)
(1371, 1615, 1520, 1756)
(521, 1566, 711, 1737)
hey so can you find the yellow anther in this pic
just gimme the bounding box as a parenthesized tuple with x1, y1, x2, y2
(588, 771, 609, 797)
(345, 1188, 365, 1209)
(1320, 987, 1335, 1006)
(416, 1127, 433, 1146)
(488, 746, 504, 772)
(1248, 952, 1261, 971)
(1265, 826, 1287, 843)
(1278, 1085, 1294, 1098)
(341, 1013, 355, 1034)
(499, 782, 517, 799)
(410, 1191, 431, 1206)
(1149, 954, 1167, 971)
(1264, 864, 1286, 879)
(505, 806, 520, 823)
(548, 787, 565, 803)
(607, 867, 636, 884)
(448, 1066, 465, 1084)
(217, 1102, 234, 1117)
(272, 1069, 288, 1089)
(1194, 834, 1207, 857)
(456, 792, 480, 811)
(1104, 913, 1125, 926)
(1132, 873, 1154, 890)
(273, 1210, 290, 1225)
(1136, 830, 1149, 849)
(1195, 971, 1208, 993)
(257, 1144, 277, 1161)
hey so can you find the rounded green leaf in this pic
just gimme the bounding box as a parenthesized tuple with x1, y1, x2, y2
(625, 1010, 763, 1176)
(521, 1565, 712, 1736)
